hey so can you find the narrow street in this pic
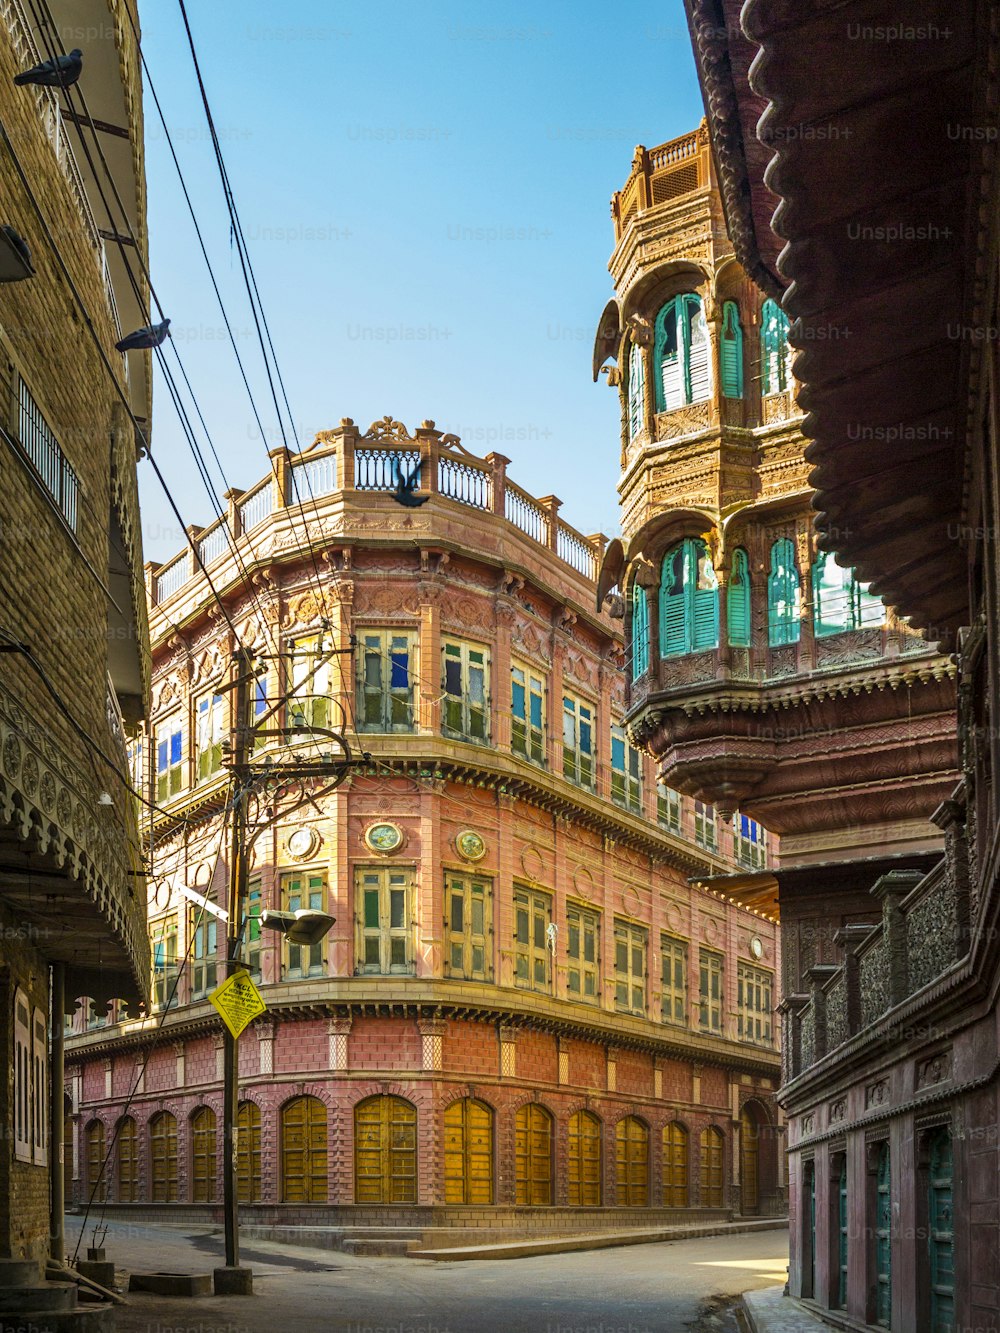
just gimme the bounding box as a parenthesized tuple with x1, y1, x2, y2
(68, 1219, 787, 1333)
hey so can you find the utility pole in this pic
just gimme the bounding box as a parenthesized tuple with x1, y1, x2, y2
(213, 636, 358, 1297)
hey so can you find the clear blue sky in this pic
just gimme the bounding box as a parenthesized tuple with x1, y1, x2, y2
(137, 0, 704, 562)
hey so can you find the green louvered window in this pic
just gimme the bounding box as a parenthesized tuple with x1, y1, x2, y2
(720, 301, 743, 398)
(812, 553, 885, 636)
(767, 538, 800, 646)
(875, 1142, 891, 1328)
(631, 583, 650, 678)
(727, 548, 751, 646)
(761, 298, 793, 394)
(659, 538, 719, 657)
(838, 1157, 848, 1309)
(627, 341, 645, 439)
(928, 1128, 954, 1333)
(654, 294, 712, 411)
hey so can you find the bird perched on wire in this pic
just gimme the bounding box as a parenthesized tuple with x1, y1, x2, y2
(115, 317, 171, 354)
(14, 48, 83, 88)
(391, 457, 429, 508)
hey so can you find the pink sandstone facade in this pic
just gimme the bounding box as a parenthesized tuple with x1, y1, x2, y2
(65, 417, 782, 1239)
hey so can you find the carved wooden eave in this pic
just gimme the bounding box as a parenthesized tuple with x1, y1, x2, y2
(683, 0, 992, 640)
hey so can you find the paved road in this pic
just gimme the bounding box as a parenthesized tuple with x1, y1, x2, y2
(66, 1217, 789, 1333)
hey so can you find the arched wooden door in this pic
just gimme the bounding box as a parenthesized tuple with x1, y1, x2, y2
(85, 1120, 106, 1202)
(191, 1107, 217, 1203)
(663, 1122, 689, 1206)
(281, 1096, 327, 1203)
(740, 1106, 760, 1214)
(237, 1101, 261, 1204)
(515, 1103, 553, 1206)
(567, 1110, 602, 1206)
(443, 1098, 493, 1204)
(117, 1117, 138, 1202)
(149, 1112, 178, 1203)
(615, 1116, 649, 1206)
(700, 1126, 724, 1207)
(354, 1095, 417, 1204)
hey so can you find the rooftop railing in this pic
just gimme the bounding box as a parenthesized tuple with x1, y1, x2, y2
(147, 417, 607, 607)
(611, 124, 711, 242)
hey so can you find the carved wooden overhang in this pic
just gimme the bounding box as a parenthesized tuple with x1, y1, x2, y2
(0, 678, 150, 1010)
(684, 0, 990, 642)
(592, 299, 621, 381)
(632, 661, 959, 832)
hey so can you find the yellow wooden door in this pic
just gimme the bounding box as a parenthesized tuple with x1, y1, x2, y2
(615, 1116, 649, 1206)
(567, 1110, 602, 1206)
(663, 1122, 689, 1206)
(237, 1101, 261, 1204)
(740, 1108, 759, 1213)
(191, 1106, 217, 1203)
(355, 1096, 417, 1204)
(443, 1099, 493, 1204)
(149, 1112, 178, 1203)
(700, 1126, 724, 1207)
(515, 1104, 553, 1206)
(281, 1096, 327, 1203)
(85, 1120, 106, 1203)
(117, 1117, 138, 1203)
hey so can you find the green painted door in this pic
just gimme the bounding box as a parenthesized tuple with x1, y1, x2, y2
(876, 1144, 891, 1328)
(809, 1163, 816, 1295)
(929, 1130, 954, 1332)
(838, 1158, 848, 1308)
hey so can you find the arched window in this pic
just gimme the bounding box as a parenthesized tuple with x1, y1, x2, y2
(85, 1120, 106, 1203)
(654, 294, 712, 411)
(659, 538, 719, 656)
(515, 1103, 553, 1206)
(767, 538, 801, 646)
(720, 301, 743, 398)
(149, 1111, 178, 1203)
(281, 1095, 327, 1203)
(237, 1101, 261, 1204)
(663, 1122, 689, 1207)
(727, 548, 751, 647)
(355, 1095, 417, 1205)
(700, 1126, 724, 1207)
(191, 1106, 217, 1203)
(443, 1098, 493, 1205)
(761, 298, 793, 395)
(615, 1115, 649, 1206)
(117, 1116, 138, 1203)
(812, 552, 885, 636)
(567, 1110, 602, 1206)
(627, 341, 645, 439)
(631, 582, 650, 678)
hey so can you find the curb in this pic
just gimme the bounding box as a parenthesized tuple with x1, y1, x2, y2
(416, 1217, 788, 1261)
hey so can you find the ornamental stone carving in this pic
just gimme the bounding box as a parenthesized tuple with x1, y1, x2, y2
(916, 1050, 952, 1090)
(866, 1078, 890, 1109)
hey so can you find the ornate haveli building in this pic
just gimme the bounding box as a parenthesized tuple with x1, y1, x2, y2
(0, 0, 151, 1292)
(669, 0, 995, 1329)
(66, 417, 784, 1242)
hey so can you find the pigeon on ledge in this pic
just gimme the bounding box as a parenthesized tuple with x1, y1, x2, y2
(115, 318, 171, 353)
(392, 458, 429, 508)
(14, 49, 83, 88)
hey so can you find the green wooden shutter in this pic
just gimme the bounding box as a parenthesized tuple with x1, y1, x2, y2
(659, 546, 687, 656)
(761, 299, 790, 394)
(720, 301, 743, 399)
(655, 298, 683, 411)
(631, 583, 650, 677)
(690, 539, 719, 650)
(727, 548, 751, 646)
(628, 342, 644, 438)
(768, 538, 800, 646)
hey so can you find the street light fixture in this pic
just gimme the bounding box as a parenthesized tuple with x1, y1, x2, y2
(259, 909, 336, 947)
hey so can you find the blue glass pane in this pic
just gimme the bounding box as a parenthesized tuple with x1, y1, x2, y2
(611, 736, 625, 769)
(390, 649, 409, 688)
(512, 680, 525, 720)
(445, 659, 462, 695)
(157, 740, 167, 773)
(170, 731, 182, 764)
(529, 694, 542, 728)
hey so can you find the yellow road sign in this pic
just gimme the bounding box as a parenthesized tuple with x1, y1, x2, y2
(208, 969, 267, 1039)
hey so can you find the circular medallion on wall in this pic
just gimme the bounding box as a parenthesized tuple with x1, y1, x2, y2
(456, 829, 487, 862)
(363, 821, 403, 855)
(750, 935, 764, 960)
(287, 826, 320, 860)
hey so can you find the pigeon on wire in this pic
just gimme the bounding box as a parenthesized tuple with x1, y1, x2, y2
(115, 318, 171, 353)
(14, 48, 82, 88)
(391, 457, 429, 508)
